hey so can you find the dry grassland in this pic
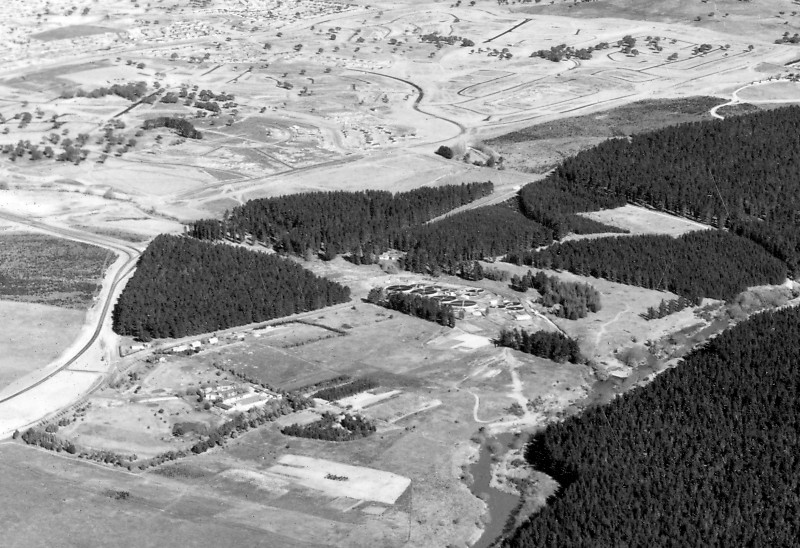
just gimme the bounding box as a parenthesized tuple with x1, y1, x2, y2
(2, 0, 796, 545)
(0, 300, 84, 388)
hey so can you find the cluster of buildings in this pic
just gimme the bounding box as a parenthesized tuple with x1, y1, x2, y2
(385, 283, 485, 311)
(384, 282, 534, 322)
(170, 336, 219, 354)
(201, 384, 279, 413)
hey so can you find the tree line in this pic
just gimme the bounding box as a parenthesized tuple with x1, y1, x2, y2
(495, 328, 582, 363)
(530, 106, 800, 270)
(506, 306, 800, 547)
(379, 291, 456, 327)
(643, 296, 700, 320)
(190, 394, 310, 454)
(61, 81, 149, 101)
(510, 269, 601, 320)
(508, 231, 786, 301)
(281, 412, 376, 441)
(190, 182, 493, 255)
(311, 377, 379, 401)
(112, 235, 351, 340)
(398, 205, 553, 276)
(189, 185, 583, 280)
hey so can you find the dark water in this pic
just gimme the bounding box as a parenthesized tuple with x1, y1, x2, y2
(469, 433, 521, 548)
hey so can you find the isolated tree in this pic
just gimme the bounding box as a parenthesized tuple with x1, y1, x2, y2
(435, 145, 454, 159)
(366, 287, 385, 304)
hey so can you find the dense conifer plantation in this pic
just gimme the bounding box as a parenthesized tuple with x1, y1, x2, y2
(190, 182, 493, 255)
(529, 106, 800, 269)
(506, 306, 800, 547)
(112, 235, 350, 339)
(508, 231, 786, 301)
(311, 377, 379, 401)
(518, 180, 626, 238)
(398, 206, 553, 275)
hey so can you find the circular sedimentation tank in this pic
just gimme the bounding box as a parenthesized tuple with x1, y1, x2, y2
(450, 299, 478, 309)
(386, 284, 414, 293)
(411, 286, 438, 295)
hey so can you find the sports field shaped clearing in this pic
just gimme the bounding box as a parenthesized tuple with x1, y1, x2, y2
(267, 454, 411, 505)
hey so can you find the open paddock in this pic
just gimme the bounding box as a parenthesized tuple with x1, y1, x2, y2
(60, 396, 214, 459)
(289, 314, 454, 380)
(254, 321, 342, 348)
(0, 300, 84, 390)
(365, 392, 443, 423)
(139, 356, 239, 395)
(0, 443, 344, 548)
(195, 336, 343, 391)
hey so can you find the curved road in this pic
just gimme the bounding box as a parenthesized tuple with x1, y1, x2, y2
(0, 211, 141, 405)
(351, 68, 467, 141)
(710, 78, 800, 120)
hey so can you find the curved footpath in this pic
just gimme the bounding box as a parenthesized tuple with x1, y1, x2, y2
(0, 210, 141, 438)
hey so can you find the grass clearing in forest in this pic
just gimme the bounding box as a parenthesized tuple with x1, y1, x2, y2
(577, 205, 711, 237)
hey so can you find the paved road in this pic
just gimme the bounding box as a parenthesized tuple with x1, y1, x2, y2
(0, 210, 141, 405)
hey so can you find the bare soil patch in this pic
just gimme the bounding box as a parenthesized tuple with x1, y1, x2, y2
(267, 454, 411, 504)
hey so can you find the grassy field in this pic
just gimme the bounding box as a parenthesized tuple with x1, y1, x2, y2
(486, 97, 725, 173)
(0, 442, 325, 548)
(0, 300, 84, 389)
(0, 232, 112, 309)
(31, 286, 596, 546)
